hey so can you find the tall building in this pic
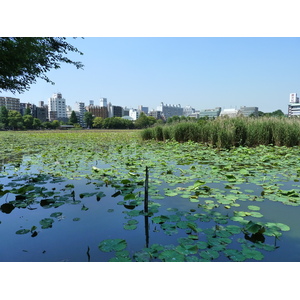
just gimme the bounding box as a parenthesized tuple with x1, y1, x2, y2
(0, 97, 20, 111)
(107, 102, 123, 118)
(138, 105, 149, 115)
(156, 102, 183, 120)
(199, 107, 221, 119)
(48, 93, 67, 122)
(288, 93, 300, 117)
(86, 105, 108, 119)
(239, 106, 258, 117)
(183, 105, 195, 117)
(74, 102, 86, 126)
(36, 102, 48, 122)
(100, 98, 107, 107)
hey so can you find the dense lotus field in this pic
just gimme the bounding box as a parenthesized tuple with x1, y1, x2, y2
(1, 130, 300, 262)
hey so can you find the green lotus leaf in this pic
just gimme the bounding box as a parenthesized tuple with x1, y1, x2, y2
(200, 250, 219, 260)
(109, 256, 132, 262)
(123, 223, 137, 230)
(98, 239, 127, 252)
(242, 246, 264, 260)
(249, 211, 264, 218)
(165, 190, 178, 197)
(226, 225, 241, 234)
(39, 218, 54, 229)
(224, 249, 246, 262)
(196, 241, 208, 250)
(248, 205, 261, 211)
(152, 215, 169, 224)
(158, 250, 185, 262)
(50, 212, 63, 218)
(124, 193, 136, 200)
(245, 220, 265, 234)
(176, 244, 198, 255)
(73, 217, 80, 221)
(16, 229, 30, 235)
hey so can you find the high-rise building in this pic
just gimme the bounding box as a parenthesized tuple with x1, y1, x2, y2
(288, 93, 300, 117)
(199, 107, 221, 119)
(156, 102, 183, 120)
(74, 102, 86, 127)
(239, 106, 258, 117)
(0, 97, 20, 111)
(48, 93, 67, 122)
(100, 98, 107, 107)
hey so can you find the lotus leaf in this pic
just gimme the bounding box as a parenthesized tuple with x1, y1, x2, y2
(158, 250, 185, 262)
(39, 218, 54, 229)
(200, 250, 219, 260)
(248, 205, 261, 211)
(98, 239, 127, 252)
(16, 229, 30, 235)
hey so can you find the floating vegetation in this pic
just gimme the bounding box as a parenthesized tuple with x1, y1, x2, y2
(0, 130, 299, 261)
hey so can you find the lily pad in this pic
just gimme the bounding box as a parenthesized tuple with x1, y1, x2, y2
(39, 218, 54, 229)
(98, 239, 127, 252)
(16, 229, 30, 235)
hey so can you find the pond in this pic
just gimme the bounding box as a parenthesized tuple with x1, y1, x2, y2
(1, 131, 300, 262)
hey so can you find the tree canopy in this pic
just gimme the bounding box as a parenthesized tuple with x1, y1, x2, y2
(0, 37, 83, 93)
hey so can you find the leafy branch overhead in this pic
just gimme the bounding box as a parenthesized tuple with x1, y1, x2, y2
(0, 37, 84, 93)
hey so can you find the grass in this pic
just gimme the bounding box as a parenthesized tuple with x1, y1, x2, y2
(141, 117, 300, 148)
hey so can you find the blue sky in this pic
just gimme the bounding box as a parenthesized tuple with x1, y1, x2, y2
(3, 37, 300, 113)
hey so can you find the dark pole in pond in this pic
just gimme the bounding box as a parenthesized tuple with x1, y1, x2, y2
(144, 166, 149, 248)
(144, 166, 149, 214)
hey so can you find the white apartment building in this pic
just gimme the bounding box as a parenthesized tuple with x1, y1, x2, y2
(288, 93, 300, 117)
(48, 93, 67, 121)
(129, 108, 139, 120)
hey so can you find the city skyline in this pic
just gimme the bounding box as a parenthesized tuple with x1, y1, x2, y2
(2, 37, 300, 114)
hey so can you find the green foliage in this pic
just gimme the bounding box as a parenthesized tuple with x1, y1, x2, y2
(0, 105, 8, 128)
(135, 112, 157, 129)
(141, 117, 300, 148)
(93, 117, 103, 128)
(84, 112, 94, 128)
(0, 37, 83, 93)
(69, 111, 78, 125)
(8, 110, 23, 130)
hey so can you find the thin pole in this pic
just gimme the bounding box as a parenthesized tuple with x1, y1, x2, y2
(144, 166, 149, 214)
(144, 166, 149, 248)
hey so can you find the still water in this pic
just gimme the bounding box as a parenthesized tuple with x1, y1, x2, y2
(1, 155, 300, 262)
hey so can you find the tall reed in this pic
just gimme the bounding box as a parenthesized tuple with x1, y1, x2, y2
(140, 117, 300, 148)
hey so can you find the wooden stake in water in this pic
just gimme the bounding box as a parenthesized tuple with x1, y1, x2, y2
(144, 166, 149, 248)
(144, 166, 149, 214)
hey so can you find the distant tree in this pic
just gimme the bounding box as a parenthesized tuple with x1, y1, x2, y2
(148, 116, 157, 126)
(69, 111, 78, 125)
(24, 107, 31, 115)
(93, 117, 103, 128)
(52, 120, 61, 129)
(8, 110, 23, 130)
(84, 112, 94, 128)
(32, 118, 42, 129)
(42, 121, 53, 129)
(0, 106, 9, 128)
(135, 112, 150, 129)
(23, 114, 34, 129)
(0, 37, 84, 93)
(271, 109, 285, 117)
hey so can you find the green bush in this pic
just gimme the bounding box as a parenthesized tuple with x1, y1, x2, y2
(140, 117, 300, 148)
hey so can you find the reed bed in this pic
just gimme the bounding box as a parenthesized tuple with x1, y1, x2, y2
(140, 117, 300, 148)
